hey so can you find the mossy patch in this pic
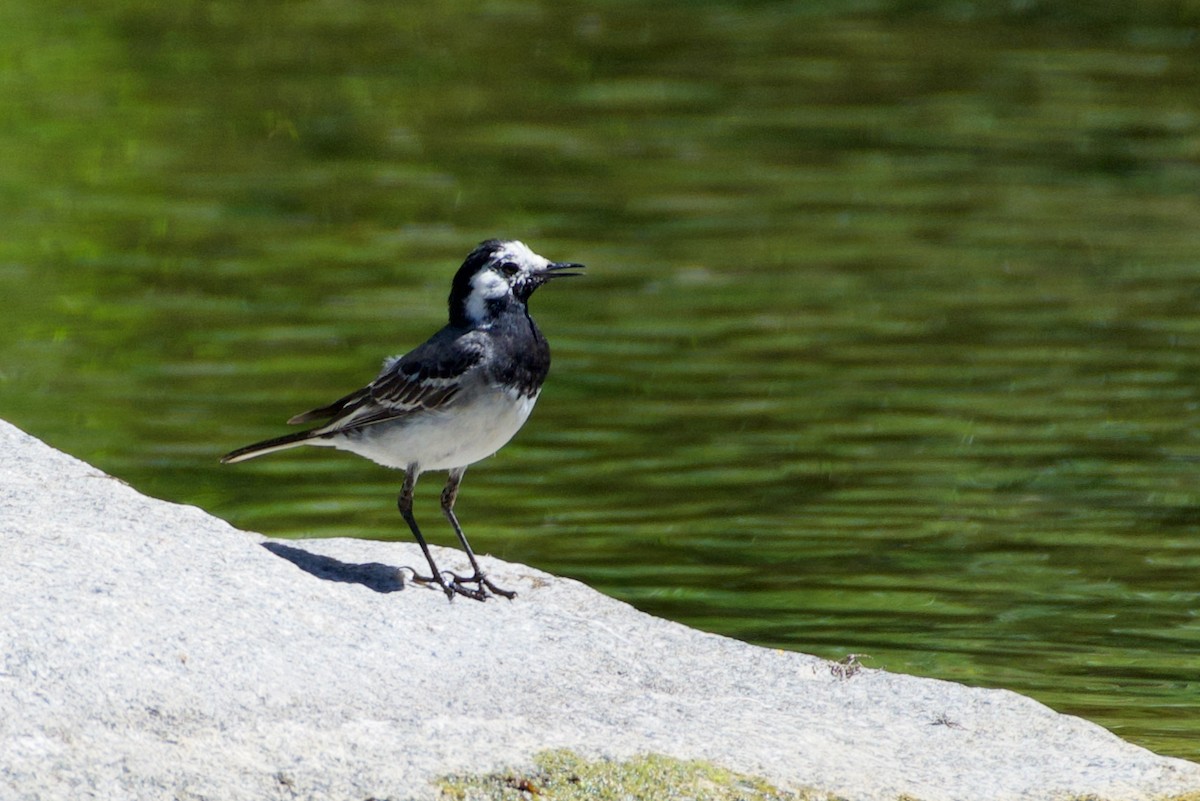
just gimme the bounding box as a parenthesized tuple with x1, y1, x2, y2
(438, 750, 836, 801)
(438, 750, 1200, 801)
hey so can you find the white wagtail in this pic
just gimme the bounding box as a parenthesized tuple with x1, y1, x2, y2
(222, 239, 583, 601)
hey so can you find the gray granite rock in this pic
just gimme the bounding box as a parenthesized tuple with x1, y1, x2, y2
(2, 418, 1198, 801)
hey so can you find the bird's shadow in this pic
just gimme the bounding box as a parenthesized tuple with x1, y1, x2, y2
(261, 541, 406, 594)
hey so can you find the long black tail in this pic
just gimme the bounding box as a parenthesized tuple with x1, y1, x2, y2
(220, 429, 325, 464)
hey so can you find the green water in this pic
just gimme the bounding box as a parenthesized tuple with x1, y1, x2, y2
(4, 0, 1200, 762)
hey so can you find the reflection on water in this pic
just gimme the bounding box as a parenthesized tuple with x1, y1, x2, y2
(3, 1, 1200, 760)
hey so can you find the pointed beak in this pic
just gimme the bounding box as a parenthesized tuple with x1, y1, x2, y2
(539, 261, 585, 279)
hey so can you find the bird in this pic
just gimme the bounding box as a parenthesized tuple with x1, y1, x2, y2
(221, 239, 583, 601)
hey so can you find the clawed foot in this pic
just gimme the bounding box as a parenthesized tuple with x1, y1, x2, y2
(403, 567, 456, 600)
(447, 570, 517, 601)
(403, 567, 514, 601)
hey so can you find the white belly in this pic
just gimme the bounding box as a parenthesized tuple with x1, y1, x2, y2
(326, 387, 539, 472)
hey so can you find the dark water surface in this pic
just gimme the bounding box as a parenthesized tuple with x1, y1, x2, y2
(4, 1, 1200, 761)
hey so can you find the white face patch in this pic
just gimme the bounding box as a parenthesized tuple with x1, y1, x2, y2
(464, 268, 511, 325)
(495, 240, 551, 273)
(460, 240, 555, 326)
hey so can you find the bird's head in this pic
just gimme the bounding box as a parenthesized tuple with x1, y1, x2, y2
(449, 239, 583, 327)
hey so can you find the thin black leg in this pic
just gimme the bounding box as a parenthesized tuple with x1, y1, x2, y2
(441, 467, 516, 599)
(397, 465, 456, 600)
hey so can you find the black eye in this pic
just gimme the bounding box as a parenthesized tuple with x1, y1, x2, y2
(498, 261, 519, 276)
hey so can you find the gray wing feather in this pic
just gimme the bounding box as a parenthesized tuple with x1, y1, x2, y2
(290, 329, 488, 433)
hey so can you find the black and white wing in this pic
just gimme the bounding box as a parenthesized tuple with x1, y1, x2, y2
(287, 328, 488, 433)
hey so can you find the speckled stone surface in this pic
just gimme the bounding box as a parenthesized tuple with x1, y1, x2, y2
(3, 418, 1199, 801)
